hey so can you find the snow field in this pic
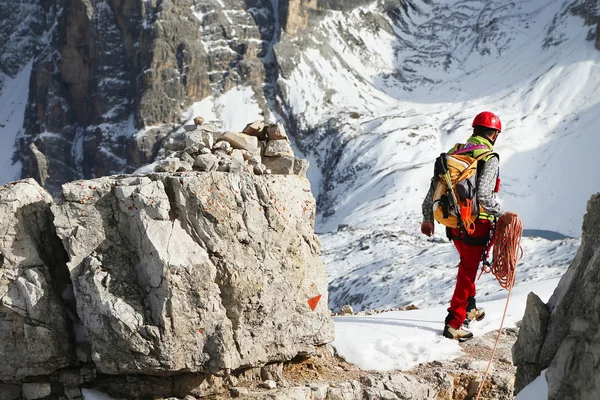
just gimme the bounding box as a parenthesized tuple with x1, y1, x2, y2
(332, 277, 562, 372)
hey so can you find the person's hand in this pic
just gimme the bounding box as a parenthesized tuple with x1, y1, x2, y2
(498, 211, 518, 225)
(421, 221, 435, 237)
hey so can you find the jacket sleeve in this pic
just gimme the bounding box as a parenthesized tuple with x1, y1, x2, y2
(421, 176, 437, 223)
(476, 156, 505, 218)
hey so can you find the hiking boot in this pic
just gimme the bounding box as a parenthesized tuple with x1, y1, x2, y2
(443, 325, 473, 341)
(464, 307, 486, 327)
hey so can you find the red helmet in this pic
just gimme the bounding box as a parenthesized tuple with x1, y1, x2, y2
(472, 111, 502, 132)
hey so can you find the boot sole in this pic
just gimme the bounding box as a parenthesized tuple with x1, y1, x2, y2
(443, 326, 473, 342)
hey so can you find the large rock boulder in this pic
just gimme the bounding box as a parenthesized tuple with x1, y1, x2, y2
(512, 292, 550, 393)
(513, 193, 600, 399)
(0, 179, 73, 381)
(52, 171, 334, 375)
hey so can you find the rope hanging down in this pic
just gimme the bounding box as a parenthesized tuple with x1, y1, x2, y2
(475, 214, 523, 400)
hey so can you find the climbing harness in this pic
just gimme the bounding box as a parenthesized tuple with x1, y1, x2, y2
(474, 214, 523, 400)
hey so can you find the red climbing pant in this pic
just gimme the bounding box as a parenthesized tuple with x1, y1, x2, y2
(447, 220, 491, 329)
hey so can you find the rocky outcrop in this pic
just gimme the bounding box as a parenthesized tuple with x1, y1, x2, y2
(568, 0, 600, 50)
(513, 194, 600, 399)
(511, 293, 550, 393)
(0, 137, 334, 397)
(0, 0, 49, 78)
(14, 0, 280, 194)
(0, 179, 73, 381)
(141, 118, 309, 178)
(279, 0, 373, 36)
(51, 170, 333, 375)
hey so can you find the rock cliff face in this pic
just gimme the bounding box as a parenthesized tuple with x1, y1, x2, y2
(1, 0, 598, 210)
(0, 144, 334, 397)
(0, 180, 73, 382)
(53, 171, 333, 375)
(513, 193, 600, 399)
(13, 0, 280, 194)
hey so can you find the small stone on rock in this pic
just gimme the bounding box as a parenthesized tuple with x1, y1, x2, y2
(264, 139, 294, 157)
(262, 380, 277, 389)
(266, 123, 288, 140)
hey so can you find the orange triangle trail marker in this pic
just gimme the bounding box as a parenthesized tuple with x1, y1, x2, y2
(307, 294, 322, 311)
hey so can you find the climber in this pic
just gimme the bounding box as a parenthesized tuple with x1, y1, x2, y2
(420, 111, 518, 340)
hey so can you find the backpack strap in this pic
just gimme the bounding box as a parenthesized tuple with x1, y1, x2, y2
(456, 151, 496, 181)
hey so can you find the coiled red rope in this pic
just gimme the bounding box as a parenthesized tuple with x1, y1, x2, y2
(482, 214, 523, 289)
(475, 214, 523, 400)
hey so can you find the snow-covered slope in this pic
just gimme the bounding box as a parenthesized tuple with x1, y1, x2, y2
(0, 60, 30, 183)
(0, 0, 596, 314)
(276, 0, 600, 238)
(271, 0, 597, 311)
(332, 276, 561, 371)
(323, 227, 579, 311)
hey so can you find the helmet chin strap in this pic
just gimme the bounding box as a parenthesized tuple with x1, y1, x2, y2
(487, 131, 500, 145)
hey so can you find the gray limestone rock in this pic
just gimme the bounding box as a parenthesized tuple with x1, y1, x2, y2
(214, 141, 233, 153)
(22, 383, 52, 400)
(0, 384, 21, 400)
(194, 153, 220, 172)
(310, 383, 329, 400)
(515, 194, 600, 399)
(0, 179, 73, 381)
(262, 155, 295, 175)
(261, 363, 284, 382)
(326, 381, 362, 400)
(231, 149, 246, 166)
(64, 387, 82, 400)
(512, 292, 550, 393)
(266, 123, 289, 141)
(383, 373, 436, 400)
(217, 132, 260, 154)
(242, 120, 267, 139)
(185, 131, 208, 153)
(186, 130, 214, 152)
(253, 164, 268, 175)
(59, 368, 84, 386)
(264, 139, 294, 157)
(180, 152, 195, 166)
(364, 388, 399, 400)
(156, 157, 186, 173)
(269, 387, 312, 399)
(51, 172, 333, 375)
(293, 158, 310, 178)
(231, 387, 250, 397)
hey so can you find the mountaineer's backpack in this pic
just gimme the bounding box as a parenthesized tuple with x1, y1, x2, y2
(432, 143, 498, 234)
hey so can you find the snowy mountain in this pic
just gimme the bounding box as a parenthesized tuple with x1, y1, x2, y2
(0, 0, 598, 313)
(274, 0, 596, 311)
(275, 0, 600, 239)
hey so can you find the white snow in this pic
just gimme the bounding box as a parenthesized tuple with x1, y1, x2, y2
(323, 226, 579, 311)
(0, 59, 32, 185)
(183, 86, 263, 132)
(515, 370, 548, 400)
(332, 277, 561, 371)
(270, 0, 597, 316)
(280, 0, 600, 238)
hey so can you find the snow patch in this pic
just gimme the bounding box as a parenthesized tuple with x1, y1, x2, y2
(0, 59, 32, 184)
(332, 277, 561, 371)
(515, 369, 548, 399)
